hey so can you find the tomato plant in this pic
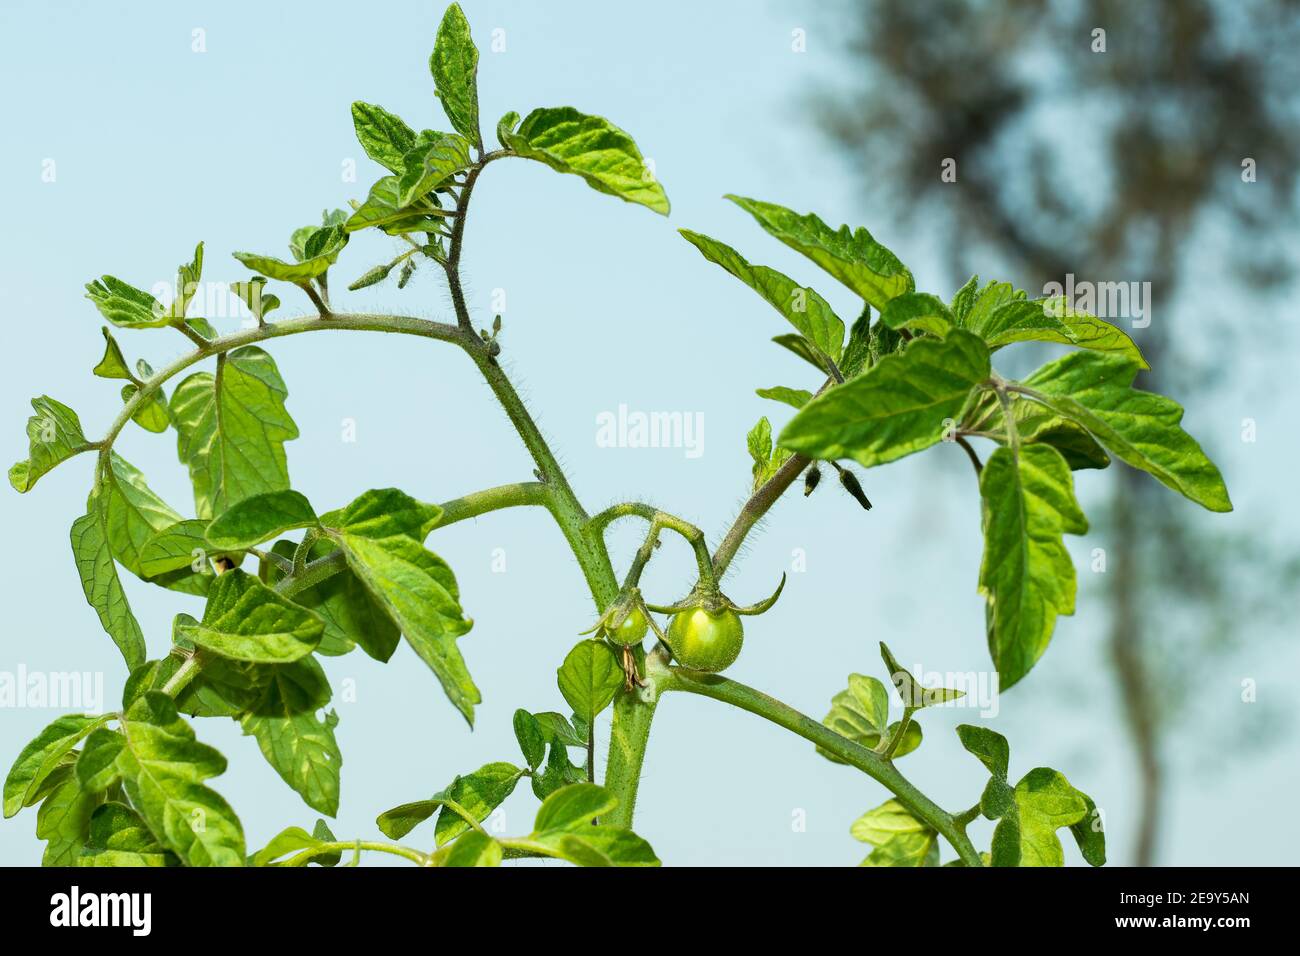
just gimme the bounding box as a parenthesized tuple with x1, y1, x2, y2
(4, 4, 1230, 869)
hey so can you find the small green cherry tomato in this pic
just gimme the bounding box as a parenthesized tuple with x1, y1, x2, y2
(608, 607, 649, 647)
(666, 606, 744, 673)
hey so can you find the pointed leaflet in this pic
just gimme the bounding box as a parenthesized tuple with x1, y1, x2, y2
(330, 530, 478, 723)
(351, 102, 418, 173)
(779, 330, 990, 467)
(851, 800, 939, 867)
(397, 133, 472, 207)
(556, 640, 623, 725)
(9, 396, 91, 493)
(70, 489, 146, 671)
(232, 225, 348, 283)
(879, 641, 965, 708)
(680, 230, 844, 362)
(4, 714, 112, 817)
(756, 386, 812, 410)
(971, 297, 1147, 368)
(269, 538, 400, 661)
(430, 3, 481, 146)
(177, 569, 323, 663)
(726, 195, 913, 309)
(879, 292, 954, 338)
(170, 346, 299, 518)
(84, 275, 168, 328)
(746, 417, 792, 492)
(978, 444, 1086, 689)
(500, 107, 669, 215)
(112, 693, 245, 866)
(1016, 351, 1231, 512)
(319, 486, 442, 541)
(205, 490, 318, 551)
(375, 762, 526, 844)
(101, 454, 209, 595)
(240, 656, 341, 817)
(952, 279, 1020, 329)
(251, 823, 340, 867)
(346, 175, 452, 234)
(138, 520, 212, 580)
(93, 328, 133, 380)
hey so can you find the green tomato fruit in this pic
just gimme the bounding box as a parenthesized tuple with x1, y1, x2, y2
(607, 607, 649, 647)
(666, 606, 744, 673)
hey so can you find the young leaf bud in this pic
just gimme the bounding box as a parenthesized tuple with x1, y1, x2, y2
(838, 468, 872, 510)
(803, 463, 821, 497)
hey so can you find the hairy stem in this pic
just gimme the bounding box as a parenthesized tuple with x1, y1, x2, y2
(433, 481, 553, 528)
(712, 452, 810, 577)
(658, 665, 982, 867)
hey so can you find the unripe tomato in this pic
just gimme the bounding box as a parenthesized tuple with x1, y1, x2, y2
(608, 607, 649, 647)
(666, 606, 744, 672)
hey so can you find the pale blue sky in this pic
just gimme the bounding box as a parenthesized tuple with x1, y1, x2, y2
(1, 0, 1294, 866)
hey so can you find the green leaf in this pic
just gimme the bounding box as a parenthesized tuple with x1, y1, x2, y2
(817, 674, 921, 761)
(952, 279, 1022, 329)
(534, 782, 616, 831)
(70, 490, 146, 670)
(432, 830, 501, 867)
(725, 195, 913, 309)
(232, 226, 348, 283)
(513, 709, 547, 770)
(779, 330, 990, 468)
(964, 390, 1110, 470)
(331, 531, 478, 723)
(35, 774, 103, 866)
(972, 297, 1147, 368)
(756, 386, 813, 410)
(170, 346, 299, 519)
(84, 275, 168, 328)
(531, 735, 586, 800)
(3, 714, 111, 818)
(319, 487, 442, 541)
(205, 490, 317, 551)
(138, 519, 213, 580)
(840, 306, 873, 377)
(10, 396, 90, 493)
(771, 333, 832, 375)
(851, 800, 939, 867)
(501, 107, 669, 215)
(879, 292, 954, 338)
(1018, 351, 1232, 512)
(532, 711, 588, 747)
(177, 568, 324, 663)
(171, 242, 205, 319)
(992, 768, 1089, 867)
(679, 230, 844, 361)
(229, 277, 279, 322)
(114, 692, 245, 866)
(268, 539, 399, 661)
(93, 328, 133, 380)
(432, 762, 525, 846)
(978, 444, 1087, 689)
(430, 3, 481, 146)
(556, 639, 623, 725)
(955, 724, 1010, 779)
(75, 728, 124, 792)
(81, 802, 178, 867)
(397, 133, 473, 207)
(955, 725, 1105, 867)
(746, 417, 793, 491)
(879, 641, 965, 708)
(351, 102, 418, 173)
(121, 384, 170, 433)
(346, 176, 452, 235)
(240, 656, 341, 817)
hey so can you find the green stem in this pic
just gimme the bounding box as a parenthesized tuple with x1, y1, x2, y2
(433, 481, 553, 528)
(297, 840, 428, 866)
(878, 707, 915, 758)
(590, 502, 715, 590)
(158, 653, 203, 697)
(658, 665, 983, 867)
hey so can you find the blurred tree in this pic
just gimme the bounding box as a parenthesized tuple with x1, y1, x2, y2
(813, 0, 1300, 864)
